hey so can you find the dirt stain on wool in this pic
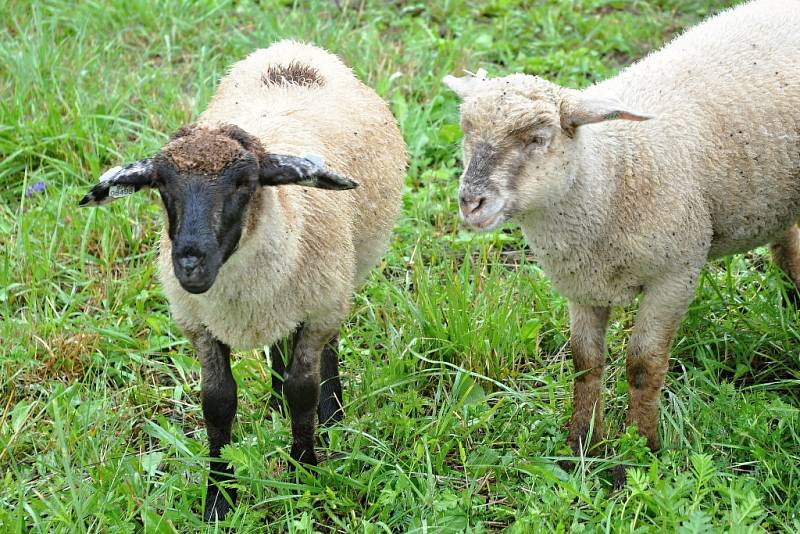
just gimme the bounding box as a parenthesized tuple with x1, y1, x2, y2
(261, 62, 325, 88)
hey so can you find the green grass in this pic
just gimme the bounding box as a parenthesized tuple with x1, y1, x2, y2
(2, 0, 799, 531)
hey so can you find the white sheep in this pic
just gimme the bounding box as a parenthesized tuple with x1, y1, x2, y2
(80, 40, 407, 520)
(444, 0, 800, 483)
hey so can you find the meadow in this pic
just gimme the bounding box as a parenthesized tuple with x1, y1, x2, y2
(2, 0, 799, 531)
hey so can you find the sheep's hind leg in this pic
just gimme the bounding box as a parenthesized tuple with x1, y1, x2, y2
(268, 329, 342, 431)
(188, 327, 238, 522)
(284, 323, 338, 467)
(565, 303, 611, 458)
(769, 225, 800, 306)
(267, 330, 299, 416)
(318, 334, 344, 428)
(613, 273, 697, 489)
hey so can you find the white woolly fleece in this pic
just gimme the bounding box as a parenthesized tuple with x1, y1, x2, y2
(158, 41, 407, 349)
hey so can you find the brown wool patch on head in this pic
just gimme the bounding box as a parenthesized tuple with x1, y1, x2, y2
(161, 127, 246, 175)
(261, 62, 325, 88)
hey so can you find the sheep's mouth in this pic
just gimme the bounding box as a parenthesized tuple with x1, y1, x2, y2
(461, 201, 507, 232)
(468, 210, 506, 232)
(176, 270, 218, 294)
(474, 210, 506, 231)
(173, 258, 221, 295)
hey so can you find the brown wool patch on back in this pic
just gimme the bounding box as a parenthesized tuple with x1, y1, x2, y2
(161, 128, 245, 175)
(261, 62, 325, 88)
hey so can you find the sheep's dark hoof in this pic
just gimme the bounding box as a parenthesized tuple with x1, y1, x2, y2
(203, 485, 237, 522)
(561, 428, 601, 472)
(558, 457, 579, 473)
(611, 465, 628, 490)
(289, 445, 318, 468)
(783, 287, 800, 309)
(566, 420, 602, 457)
(566, 435, 585, 458)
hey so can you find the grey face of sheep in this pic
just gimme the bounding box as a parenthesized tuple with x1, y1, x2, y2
(443, 73, 653, 231)
(79, 125, 358, 294)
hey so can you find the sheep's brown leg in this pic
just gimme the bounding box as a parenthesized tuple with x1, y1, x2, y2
(625, 336, 673, 452)
(188, 327, 238, 522)
(285, 323, 338, 467)
(614, 274, 696, 487)
(567, 303, 611, 455)
(770, 225, 800, 305)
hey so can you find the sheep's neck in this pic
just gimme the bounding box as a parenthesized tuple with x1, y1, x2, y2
(218, 187, 301, 293)
(519, 127, 619, 254)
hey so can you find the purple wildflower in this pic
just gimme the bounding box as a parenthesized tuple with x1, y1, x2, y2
(25, 181, 46, 197)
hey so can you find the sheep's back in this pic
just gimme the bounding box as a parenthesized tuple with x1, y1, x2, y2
(594, 0, 800, 257)
(201, 40, 406, 279)
(163, 41, 406, 348)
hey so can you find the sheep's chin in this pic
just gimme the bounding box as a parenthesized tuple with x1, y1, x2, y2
(178, 278, 216, 294)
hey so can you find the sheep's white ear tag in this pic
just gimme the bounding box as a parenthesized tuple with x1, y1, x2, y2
(302, 152, 325, 168)
(97, 166, 135, 198)
(109, 184, 135, 198)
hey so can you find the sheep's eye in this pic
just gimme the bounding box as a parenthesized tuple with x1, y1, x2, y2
(234, 173, 255, 188)
(240, 177, 259, 190)
(527, 135, 547, 148)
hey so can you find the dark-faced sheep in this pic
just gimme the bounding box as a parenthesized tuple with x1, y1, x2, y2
(81, 40, 407, 520)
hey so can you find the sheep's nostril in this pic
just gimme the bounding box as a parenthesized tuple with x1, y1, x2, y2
(179, 255, 201, 275)
(460, 195, 486, 216)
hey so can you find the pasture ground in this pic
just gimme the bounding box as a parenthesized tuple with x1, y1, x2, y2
(2, 0, 798, 531)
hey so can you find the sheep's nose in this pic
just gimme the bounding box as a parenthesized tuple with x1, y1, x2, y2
(460, 194, 485, 217)
(179, 255, 202, 275)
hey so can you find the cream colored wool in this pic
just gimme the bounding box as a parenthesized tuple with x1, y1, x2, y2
(159, 41, 407, 349)
(445, 0, 800, 453)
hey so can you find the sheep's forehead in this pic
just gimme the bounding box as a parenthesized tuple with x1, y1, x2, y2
(161, 130, 245, 176)
(460, 90, 559, 138)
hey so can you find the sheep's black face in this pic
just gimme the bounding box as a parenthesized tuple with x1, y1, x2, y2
(158, 156, 259, 294)
(78, 123, 358, 295)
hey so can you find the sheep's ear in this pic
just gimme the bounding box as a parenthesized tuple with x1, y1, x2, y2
(78, 158, 157, 207)
(561, 95, 654, 133)
(259, 153, 358, 190)
(443, 69, 489, 99)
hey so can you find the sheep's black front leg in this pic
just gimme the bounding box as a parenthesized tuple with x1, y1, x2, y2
(284, 325, 335, 466)
(188, 328, 238, 522)
(318, 334, 343, 428)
